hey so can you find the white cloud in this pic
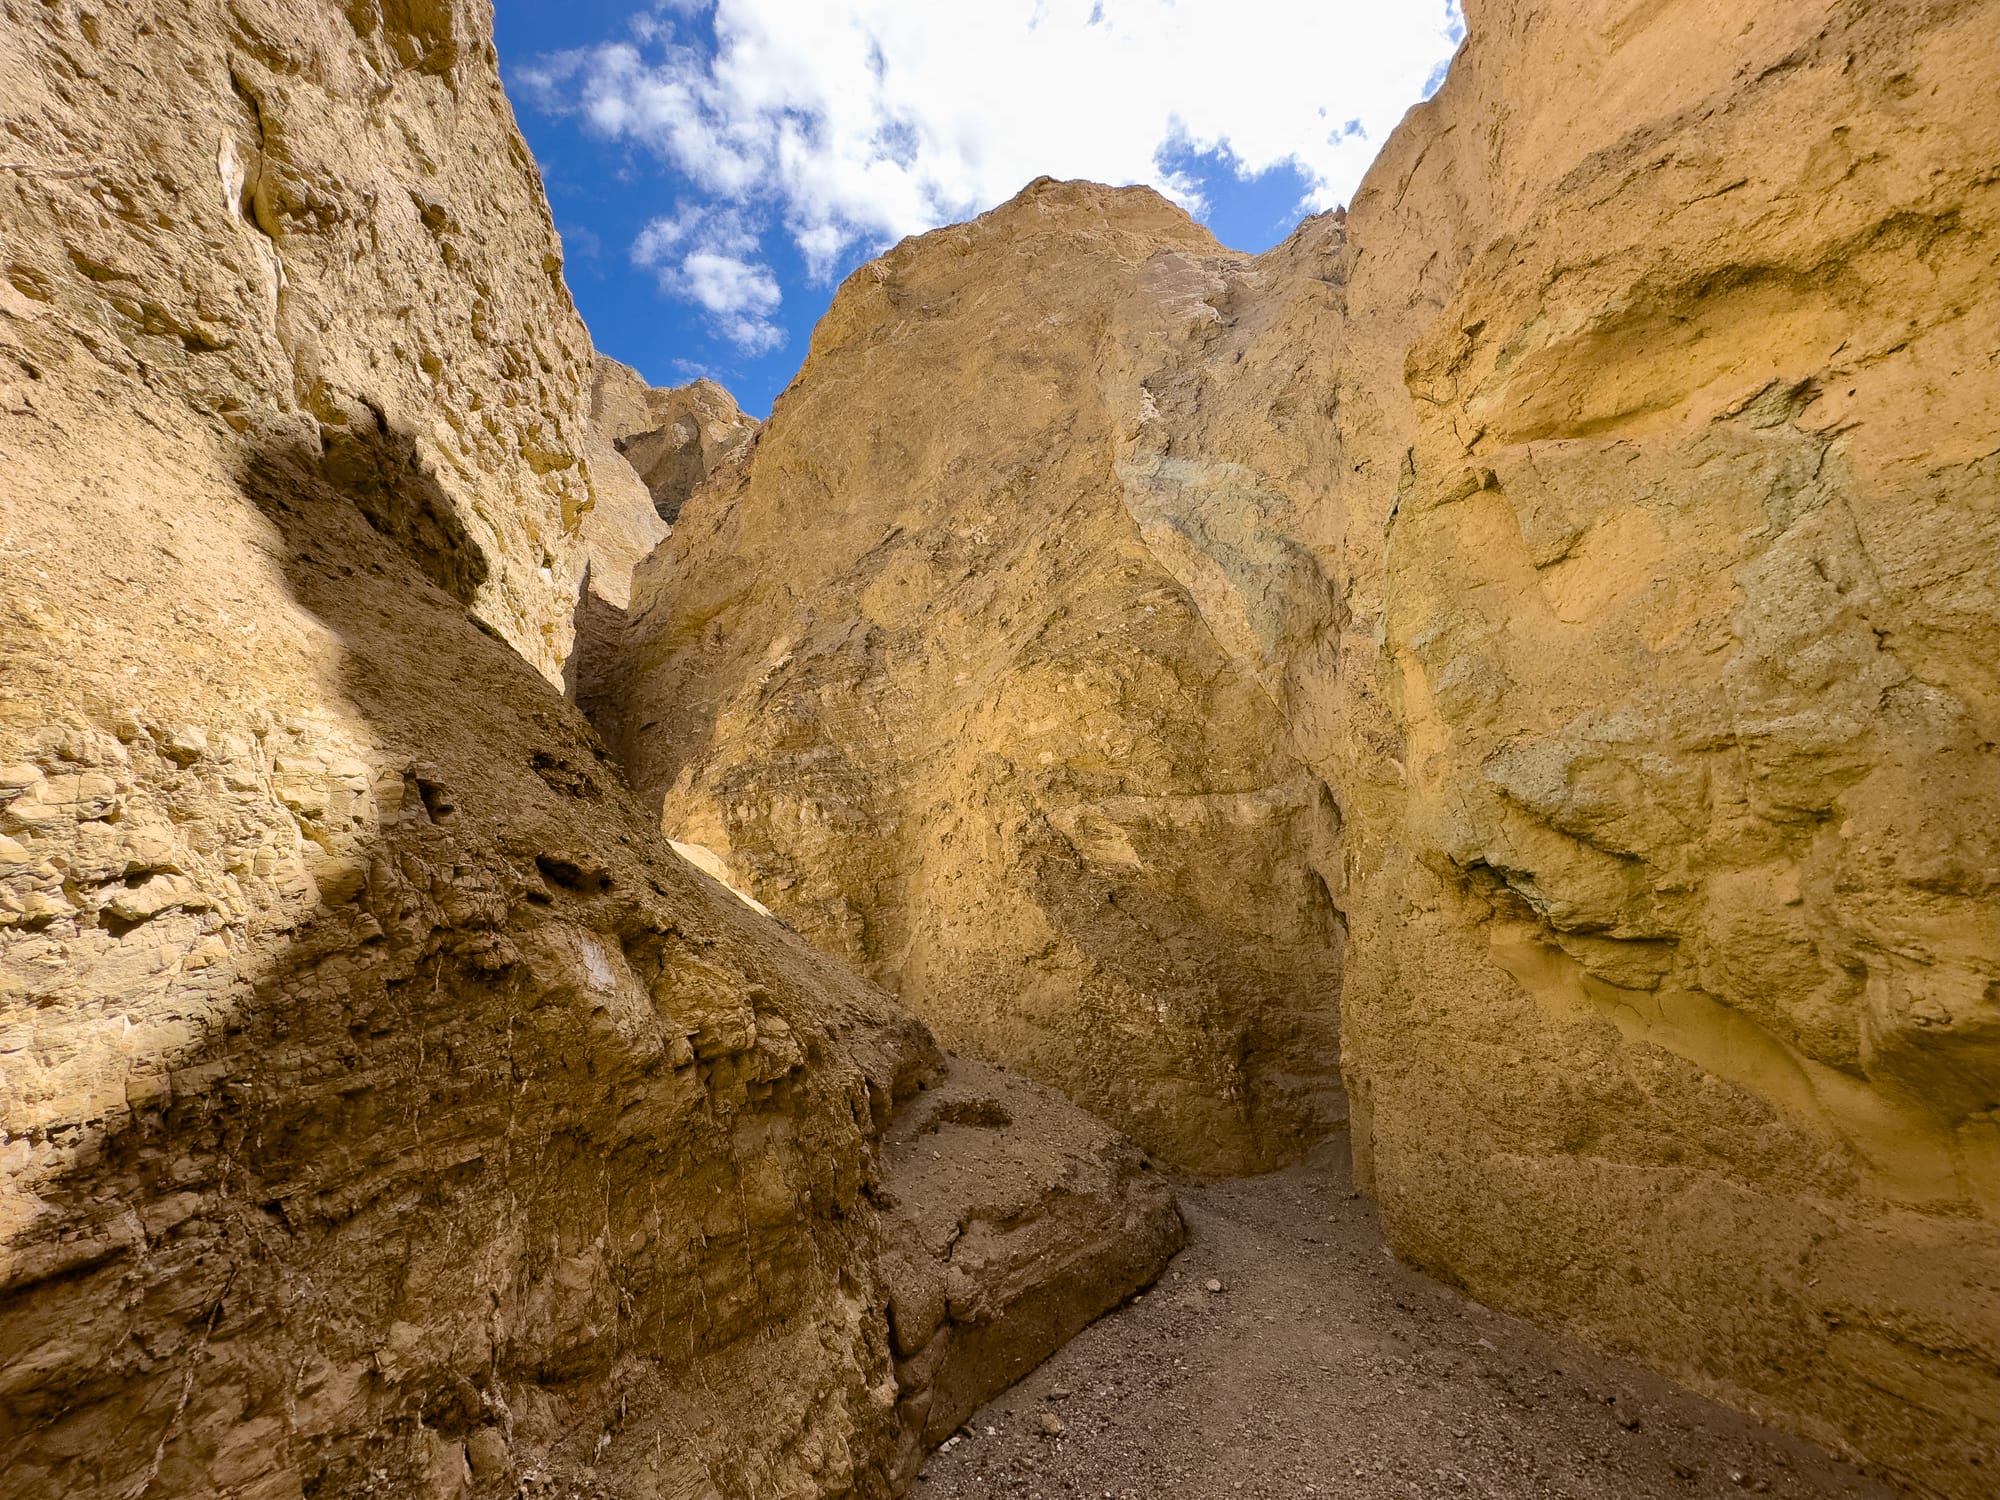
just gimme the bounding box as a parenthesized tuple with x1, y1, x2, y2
(630, 204, 786, 352)
(528, 0, 1464, 283)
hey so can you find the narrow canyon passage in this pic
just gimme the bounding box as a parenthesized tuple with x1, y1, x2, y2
(914, 1142, 1894, 1500)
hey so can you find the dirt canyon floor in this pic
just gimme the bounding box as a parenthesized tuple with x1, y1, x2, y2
(917, 1144, 1898, 1500)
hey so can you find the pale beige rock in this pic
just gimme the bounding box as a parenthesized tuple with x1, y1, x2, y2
(566, 357, 750, 723)
(606, 179, 1347, 1175)
(0, 3, 1176, 1496)
(1296, 3, 2000, 1496)
(591, 354, 759, 524)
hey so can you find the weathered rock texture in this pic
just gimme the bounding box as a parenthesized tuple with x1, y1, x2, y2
(0, 0, 618, 686)
(876, 1058, 1182, 1487)
(568, 356, 754, 742)
(607, 182, 1347, 1176)
(1318, 5, 1999, 1497)
(591, 355, 758, 525)
(0, 2, 1177, 1495)
(600, 2, 1999, 1493)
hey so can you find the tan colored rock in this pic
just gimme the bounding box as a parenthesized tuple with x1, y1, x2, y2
(566, 357, 752, 728)
(875, 1058, 1183, 1486)
(599, 5, 1998, 1492)
(0, 0, 630, 687)
(1297, 3, 2000, 1496)
(0, 3, 1175, 1495)
(606, 179, 1346, 1175)
(565, 388, 665, 707)
(591, 354, 759, 524)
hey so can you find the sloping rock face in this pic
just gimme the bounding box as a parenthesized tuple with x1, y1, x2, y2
(876, 1058, 1183, 1488)
(0, 3, 1177, 1496)
(591, 355, 759, 525)
(1311, 2, 2000, 1495)
(607, 181, 1347, 1176)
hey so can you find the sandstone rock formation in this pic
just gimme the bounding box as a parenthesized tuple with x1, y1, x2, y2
(876, 1058, 1182, 1487)
(606, 182, 1347, 1176)
(596, 2, 1999, 1493)
(0, 3, 1177, 1496)
(1317, 6, 1999, 1497)
(590, 355, 758, 525)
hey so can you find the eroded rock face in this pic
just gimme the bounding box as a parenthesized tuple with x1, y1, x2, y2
(876, 1058, 1183, 1487)
(0, 0, 628, 687)
(607, 180, 1347, 1176)
(0, 3, 1177, 1495)
(1312, 2, 2000, 1495)
(600, 4, 1997, 1492)
(591, 355, 759, 525)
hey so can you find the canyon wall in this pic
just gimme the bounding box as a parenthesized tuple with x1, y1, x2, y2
(1320, 2, 2000, 1494)
(606, 182, 1347, 1176)
(0, 2, 1177, 1495)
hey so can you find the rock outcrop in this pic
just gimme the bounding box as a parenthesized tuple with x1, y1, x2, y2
(876, 1058, 1182, 1487)
(1317, 5, 1999, 1496)
(606, 182, 1347, 1176)
(595, 2, 1999, 1493)
(0, 3, 1177, 1496)
(590, 355, 758, 525)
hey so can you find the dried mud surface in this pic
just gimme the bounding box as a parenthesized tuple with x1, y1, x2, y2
(915, 1143, 1898, 1500)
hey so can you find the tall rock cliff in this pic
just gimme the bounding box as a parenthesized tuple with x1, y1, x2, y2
(0, 3, 1179, 1496)
(1320, 4, 1998, 1495)
(597, 0, 1998, 1492)
(604, 182, 1347, 1176)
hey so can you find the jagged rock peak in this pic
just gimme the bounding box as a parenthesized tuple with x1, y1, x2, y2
(599, 168, 1348, 1176)
(589, 355, 759, 525)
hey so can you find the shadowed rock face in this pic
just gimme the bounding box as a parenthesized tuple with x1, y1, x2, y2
(604, 180, 1349, 1177)
(0, 3, 1180, 1496)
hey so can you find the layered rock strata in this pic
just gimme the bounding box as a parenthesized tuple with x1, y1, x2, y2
(607, 183, 1347, 1176)
(0, 3, 1176, 1496)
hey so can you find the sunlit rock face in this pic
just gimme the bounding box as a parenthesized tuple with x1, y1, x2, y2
(604, 0, 1998, 1490)
(1311, 2, 1999, 1495)
(0, 3, 1180, 1496)
(608, 179, 1349, 1177)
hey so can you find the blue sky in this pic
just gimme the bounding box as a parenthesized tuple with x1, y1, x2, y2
(495, 2, 1464, 415)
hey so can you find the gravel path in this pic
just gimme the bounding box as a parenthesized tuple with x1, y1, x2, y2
(912, 1142, 1898, 1500)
